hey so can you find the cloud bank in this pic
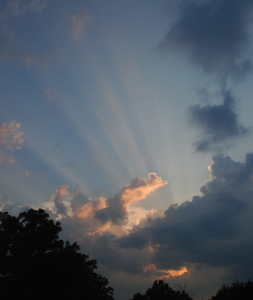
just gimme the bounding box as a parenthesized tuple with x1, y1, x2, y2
(46, 152, 253, 299)
(115, 152, 253, 281)
(2, 154, 253, 298)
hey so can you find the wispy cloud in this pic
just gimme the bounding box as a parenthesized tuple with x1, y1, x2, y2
(70, 9, 91, 41)
(0, 26, 56, 66)
(0, 0, 48, 20)
(0, 121, 23, 163)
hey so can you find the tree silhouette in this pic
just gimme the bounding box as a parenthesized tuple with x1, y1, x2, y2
(130, 280, 193, 300)
(210, 279, 253, 300)
(0, 208, 114, 300)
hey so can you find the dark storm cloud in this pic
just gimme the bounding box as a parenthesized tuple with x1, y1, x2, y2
(159, 0, 253, 80)
(188, 90, 250, 151)
(116, 153, 253, 275)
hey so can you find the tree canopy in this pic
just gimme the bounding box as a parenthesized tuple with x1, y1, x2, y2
(130, 280, 193, 300)
(0, 208, 114, 300)
(210, 279, 253, 300)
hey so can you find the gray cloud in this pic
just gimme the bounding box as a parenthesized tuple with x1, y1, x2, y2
(158, 0, 253, 80)
(188, 90, 250, 152)
(50, 184, 69, 216)
(2, 203, 31, 216)
(70, 188, 89, 213)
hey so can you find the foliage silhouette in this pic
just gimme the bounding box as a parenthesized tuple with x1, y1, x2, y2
(210, 279, 253, 300)
(0, 208, 114, 300)
(130, 280, 193, 300)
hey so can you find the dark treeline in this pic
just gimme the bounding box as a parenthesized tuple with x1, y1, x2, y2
(0, 208, 252, 300)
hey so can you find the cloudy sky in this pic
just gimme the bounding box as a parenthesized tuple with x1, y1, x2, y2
(1, 0, 253, 299)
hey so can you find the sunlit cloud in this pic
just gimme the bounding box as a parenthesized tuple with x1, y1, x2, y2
(121, 173, 167, 206)
(0, 26, 57, 67)
(74, 197, 107, 219)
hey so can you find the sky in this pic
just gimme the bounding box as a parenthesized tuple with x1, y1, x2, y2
(1, 0, 253, 299)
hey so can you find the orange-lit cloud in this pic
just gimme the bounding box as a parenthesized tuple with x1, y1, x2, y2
(144, 264, 188, 279)
(121, 173, 167, 207)
(0, 121, 23, 163)
(72, 197, 108, 235)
